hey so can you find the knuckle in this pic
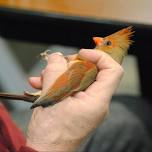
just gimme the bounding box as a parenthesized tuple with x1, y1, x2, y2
(111, 63, 124, 76)
(116, 64, 124, 76)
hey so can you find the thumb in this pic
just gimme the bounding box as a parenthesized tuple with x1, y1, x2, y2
(79, 49, 119, 70)
(79, 49, 124, 103)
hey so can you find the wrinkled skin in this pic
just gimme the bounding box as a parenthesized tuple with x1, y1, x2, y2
(26, 49, 124, 152)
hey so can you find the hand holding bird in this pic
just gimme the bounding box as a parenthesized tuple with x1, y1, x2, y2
(30, 26, 133, 108)
(0, 26, 134, 109)
(0, 26, 134, 151)
(26, 48, 125, 152)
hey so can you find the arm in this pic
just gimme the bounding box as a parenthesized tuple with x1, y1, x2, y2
(0, 103, 26, 152)
(26, 49, 123, 152)
(18, 146, 37, 152)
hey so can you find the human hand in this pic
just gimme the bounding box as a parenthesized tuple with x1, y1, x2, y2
(26, 49, 124, 152)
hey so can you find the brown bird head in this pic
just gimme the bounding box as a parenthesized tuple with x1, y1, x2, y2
(93, 26, 134, 64)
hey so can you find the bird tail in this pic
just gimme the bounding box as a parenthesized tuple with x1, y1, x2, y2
(30, 96, 56, 109)
(30, 103, 40, 109)
(30, 96, 44, 109)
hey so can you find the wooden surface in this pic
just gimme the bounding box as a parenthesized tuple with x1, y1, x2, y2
(0, 0, 152, 25)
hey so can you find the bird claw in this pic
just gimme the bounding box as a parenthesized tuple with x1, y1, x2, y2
(38, 50, 52, 62)
(39, 50, 66, 62)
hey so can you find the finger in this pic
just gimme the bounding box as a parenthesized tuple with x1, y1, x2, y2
(79, 49, 120, 70)
(28, 69, 44, 89)
(79, 49, 124, 104)
(42, 52, 68, 94)
(47, 52, 64, 64)
(28, 77, 42, 89)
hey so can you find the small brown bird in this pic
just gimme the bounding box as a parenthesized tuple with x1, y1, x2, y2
(0, 26, 134, 108)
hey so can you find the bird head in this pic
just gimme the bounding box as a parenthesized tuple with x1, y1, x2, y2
(93, 26, 134, 64)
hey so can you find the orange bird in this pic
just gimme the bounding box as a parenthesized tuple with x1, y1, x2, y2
(0, 26, 134, 108)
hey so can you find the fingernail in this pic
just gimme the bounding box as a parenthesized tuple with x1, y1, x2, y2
(48, 52, 64, 63)
(53, 52, 63, 56)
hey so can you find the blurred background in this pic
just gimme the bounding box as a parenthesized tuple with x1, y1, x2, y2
(0, 0, 152, 151)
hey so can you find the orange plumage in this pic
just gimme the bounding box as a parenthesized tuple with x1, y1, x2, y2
(0, 26, 134, 108)
(31, 26, 134, 108)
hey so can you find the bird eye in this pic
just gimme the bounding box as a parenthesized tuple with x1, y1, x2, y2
(105, 41, 112, 46)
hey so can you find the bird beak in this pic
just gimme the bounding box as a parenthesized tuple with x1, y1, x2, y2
(93, 37, 103, 45)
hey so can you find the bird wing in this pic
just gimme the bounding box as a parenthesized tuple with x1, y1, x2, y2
(31, 60, 97, 108)
(72, 65, 97, 92)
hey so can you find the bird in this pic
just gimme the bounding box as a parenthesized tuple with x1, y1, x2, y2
(0, 26, 134, 109)
(30, 26, 134, 108)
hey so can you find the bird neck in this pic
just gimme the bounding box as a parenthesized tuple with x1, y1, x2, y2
(109, 48, 127, 64)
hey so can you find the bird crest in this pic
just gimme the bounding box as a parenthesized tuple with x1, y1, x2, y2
(106, 26, 134, 50)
